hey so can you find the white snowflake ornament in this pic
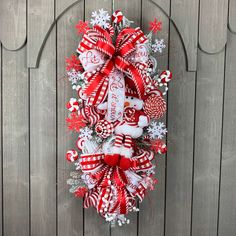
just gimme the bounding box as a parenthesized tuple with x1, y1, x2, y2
(79, 127, 93, 139)
(90, 8, 110, 29)
(152, 39, 166, 53)
(67, 69, 84, 85)
(147, 121, 167, 139)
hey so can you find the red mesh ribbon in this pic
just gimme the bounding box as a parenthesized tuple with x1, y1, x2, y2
(80, 151, 154, 214)
(77, 25, 147, 105)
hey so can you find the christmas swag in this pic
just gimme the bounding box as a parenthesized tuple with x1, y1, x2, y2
(66, 9, 172, 226)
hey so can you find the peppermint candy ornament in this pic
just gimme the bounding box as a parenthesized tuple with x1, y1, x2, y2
(66, 149, 79, 162)
(143, 93, 166, 119)
(150, 139, 167, 154)
(112, 10, 123, 24)
(95, 120, 114, 138)
(67, 98, 79, 112)
(159, 70, 172, 84)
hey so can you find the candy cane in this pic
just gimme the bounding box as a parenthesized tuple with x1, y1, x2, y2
(112, 10, 123, 24)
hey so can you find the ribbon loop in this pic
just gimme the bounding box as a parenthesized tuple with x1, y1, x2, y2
(77, 25, 148, 119)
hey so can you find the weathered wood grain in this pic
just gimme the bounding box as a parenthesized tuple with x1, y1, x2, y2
(191, 50, 225, 236)
(56, 1, 84, 235)
(0, 0, 26, 50)
(143, 0, 170, 70)
(171, 0, 199, 71)
(27, 0, 54, 67)
(165, 24, 195, 236)
(199, 0, 228, 54)
(229, 0, 236, 33)
(218, 31, 236, 236)
(83, 1, 112, 235)
(1, 0, 236, 235)
(2, 47, 29, 236)
(0, 45, 2, 236)
(139, 1, 169, 235)
(149, 0, 170, 13)
(56, 0, 78, 16)
(30, 30, 57, 236)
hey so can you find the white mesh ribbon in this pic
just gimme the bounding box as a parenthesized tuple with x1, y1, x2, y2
(79, 49, 105, 71)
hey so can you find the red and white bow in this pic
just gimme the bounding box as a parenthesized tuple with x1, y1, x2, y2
(77, 25, 148, 121)
(80, 149, 154, 214)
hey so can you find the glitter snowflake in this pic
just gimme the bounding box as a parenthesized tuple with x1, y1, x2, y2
(75, 20, 90, 35)
(152, 39, 166, 53)
(149, 18, 162, 33)
(66, 55, 82, 72)
(67, 69, 84, 84)
(147, 121, 167, 139)
(79, 127, 93, 139)
(66, 113, 86, 132)
(90, 8, 110, 29)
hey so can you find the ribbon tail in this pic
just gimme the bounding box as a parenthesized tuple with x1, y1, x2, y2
(107, 69, 125, 122)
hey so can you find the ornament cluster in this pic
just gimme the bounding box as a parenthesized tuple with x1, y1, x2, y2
(65, 9, 172, 226)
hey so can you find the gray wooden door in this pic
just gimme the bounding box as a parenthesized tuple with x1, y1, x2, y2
(0, 0, 236, 235)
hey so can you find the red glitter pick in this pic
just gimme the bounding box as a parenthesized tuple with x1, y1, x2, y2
(149, 18, 162, 33)
(66, 113, 86, 132)
(74, 186, 88, 198)
(75, 20, 90, 35)
(65, 55, 82, 72)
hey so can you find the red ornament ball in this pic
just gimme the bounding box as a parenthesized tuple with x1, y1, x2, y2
(143, 94, 166, 119)
(95, 120, 114, 138)
(66, 149, 79, 162)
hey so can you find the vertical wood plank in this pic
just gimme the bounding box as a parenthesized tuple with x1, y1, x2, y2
(171, 0, 199, 71)
(192, 50, 225, 236)
(165, 0, 198, 233)
(27, 0, 54, 67)
(2, 47, 29, 236)
(111, 1, 141, 235)
(56, 0, 79, 15)
(229, 0, 236, 33)
(165, 24, 196, 236)
(56, 1, 84, 235)
(0, 0, 26, 50)
(218, 32, 236, 236)
(0, 45, 2, 236)
(199, 0, 228, 53)
(30, 29, 57, 236)
(83, 2, 112, 235)
(139, 0, 169, 235)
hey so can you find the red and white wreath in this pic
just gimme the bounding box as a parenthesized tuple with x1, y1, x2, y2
(65, 9, 172, 226)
